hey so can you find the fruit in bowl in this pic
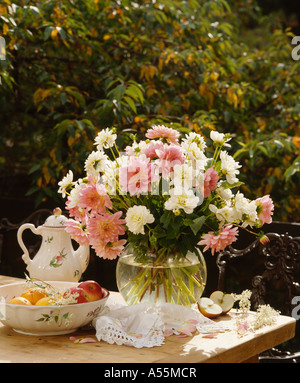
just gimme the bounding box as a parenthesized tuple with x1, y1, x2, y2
(0, 279, 109, 336)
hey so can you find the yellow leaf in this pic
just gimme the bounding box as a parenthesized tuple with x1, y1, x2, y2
(86, 46, 92, 56)
(227, 87, 238, 108)
(42, 166, 51, 184)
(33, 88, 52, 105)
(199, 83, 207, 96)
(264, 183, 272, 194)
(37, 177, 43, 188)
(158, 57, 164, 72)
(210, 72, 219, 82)
(3, 23, 9, 35)
(68, 135, 74, 147)
(165, 52, 175, 65)
(51, 27, 59, 39)
(103, 34, 112, 41)
(0, 5, 7, 15)
(257, 119, 267, 131)
(146, 87, 157, 98)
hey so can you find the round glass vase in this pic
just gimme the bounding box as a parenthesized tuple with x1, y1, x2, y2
(116, 245, 207, 307)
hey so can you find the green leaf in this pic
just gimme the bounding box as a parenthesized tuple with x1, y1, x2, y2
(160, 211, 172, 229)
(123, 96, 137, 113)
(221, 181, 244, 189)
(190, 216, 206, 236)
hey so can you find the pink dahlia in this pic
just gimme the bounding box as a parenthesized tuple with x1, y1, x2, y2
(142, 141, 164, 159)
(66, 198, 86, 220)
(256, 195, 274, 225)
(203, 167, 219, 197)
(92, 239, 127, 260)
(65, 218, 90, 246)
(198, 225, 239, 255)
(156, 144, 184, 178)
(87, 211, 125, 247)
(78, 182, 112, 214)
(119, 157, 155, 196)
(146, 125, 180, 144)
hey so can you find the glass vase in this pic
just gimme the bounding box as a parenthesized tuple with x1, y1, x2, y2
(116, 245, 207, 307)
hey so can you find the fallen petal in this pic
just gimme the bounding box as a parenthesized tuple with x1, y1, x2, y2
(163, 329, 174, 337)
(78, 337, 97, 343)
(202, 334, 218, 339)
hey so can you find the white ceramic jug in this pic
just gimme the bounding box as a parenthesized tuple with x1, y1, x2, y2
(17, 208, 90, 282)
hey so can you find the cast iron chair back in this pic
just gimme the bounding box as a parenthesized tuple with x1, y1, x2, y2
(216, 227, 300, 362)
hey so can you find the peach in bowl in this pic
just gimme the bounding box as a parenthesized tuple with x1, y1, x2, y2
(0, 280, 109, 336)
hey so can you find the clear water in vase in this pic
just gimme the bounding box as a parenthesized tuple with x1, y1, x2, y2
(116, 250, 207, 307)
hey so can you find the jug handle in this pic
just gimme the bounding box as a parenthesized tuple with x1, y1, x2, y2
(17, 223, 41, 267)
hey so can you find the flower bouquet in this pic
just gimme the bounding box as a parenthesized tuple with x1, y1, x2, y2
(58, 125, 274, 306)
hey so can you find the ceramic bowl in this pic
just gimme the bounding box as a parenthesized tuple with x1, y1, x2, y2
(0, 281, 109, 336)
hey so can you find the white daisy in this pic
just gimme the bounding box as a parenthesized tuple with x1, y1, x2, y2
(94, 128, 117, 151)
(220, 151, 241, 184)
(84, 151, 108, 176)
(58, 170, 74, 198)
(210, 131, 232, 147)
(182, 132, 207, 152)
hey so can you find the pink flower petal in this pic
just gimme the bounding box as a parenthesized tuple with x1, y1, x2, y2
(163, 329, 175, 337)
(202, 334, 218, 339)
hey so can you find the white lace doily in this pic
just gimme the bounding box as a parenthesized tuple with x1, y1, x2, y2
(93, 298, 229, 348)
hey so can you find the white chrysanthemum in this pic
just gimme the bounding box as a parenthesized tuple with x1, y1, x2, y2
(182, 132, 207, 152)
(164, 188, 199, 214)
(210, 131, 231, 147)
(233, 191, 258, 227)
(94, 128, 117, 150)
(84, 151, 108, 176)
(58, 170, 74, 197)
(67, 179, 84, 208)
(209, 203, 237, 225)
(170, 163, 194, 191)
(216, 185, 233, 200)
(124, 140, 147, 156)
(182, 141, 208, 166)
(125, 205, 155, 235)
(220, 151, 241, 184)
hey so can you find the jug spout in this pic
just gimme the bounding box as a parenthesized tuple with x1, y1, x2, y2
(74, 245, 90, 274)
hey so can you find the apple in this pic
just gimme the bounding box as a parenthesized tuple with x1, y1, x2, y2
(210, 291, 234, 314)
(65, 287, 89, 304)
(78, 280, 103, 302)
(197, 297, 222, 319)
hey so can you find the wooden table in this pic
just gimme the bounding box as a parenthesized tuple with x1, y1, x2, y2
(0, 275, 296, 364)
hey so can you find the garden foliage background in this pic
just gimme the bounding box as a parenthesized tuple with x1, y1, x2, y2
(0, 0, 299, 223)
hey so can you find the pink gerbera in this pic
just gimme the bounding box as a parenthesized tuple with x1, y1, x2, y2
(87, 211, 125, 247)
(92, 239, 127, 260)
(198, 225, 239, 255)
(78, 182, 112, 214)
(65, 218, 90, 246)
(255, 195, 274, 225)
(146, 125, 180, 144)
(156, 144, 184, 178)
(203, 166, 219, 197)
